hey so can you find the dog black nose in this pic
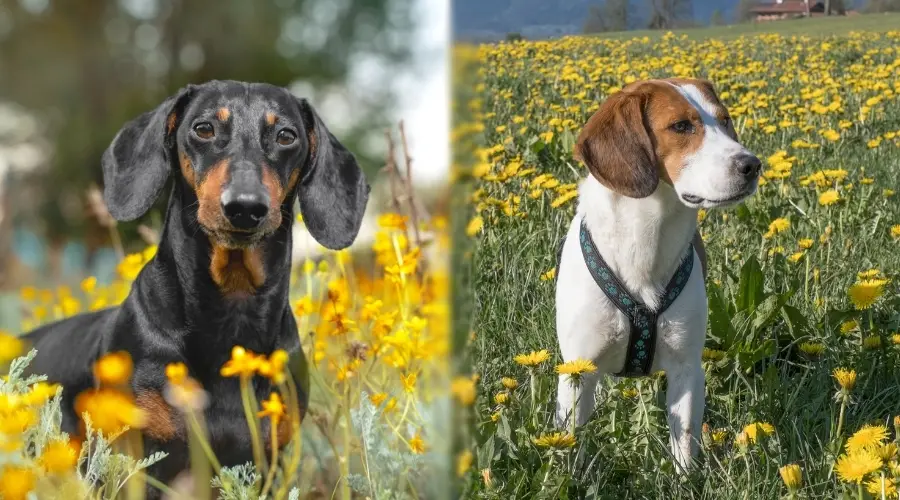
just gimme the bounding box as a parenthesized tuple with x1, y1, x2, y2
(221, 192, 269, 229)
(734, 153, 761, 178)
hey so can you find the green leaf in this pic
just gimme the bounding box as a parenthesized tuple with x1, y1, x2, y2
(752, 291, 793, 331)
(708, 285, 736, 347)
(781, 304, 809, 337)
(560, 130, 575, 154)
(737, 256, 765, 312)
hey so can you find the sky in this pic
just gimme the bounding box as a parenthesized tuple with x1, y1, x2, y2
(393, 0, 449, 186)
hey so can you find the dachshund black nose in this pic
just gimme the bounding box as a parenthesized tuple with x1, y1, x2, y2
(734, 153, 761, 178)
(221, 192, 269, 229)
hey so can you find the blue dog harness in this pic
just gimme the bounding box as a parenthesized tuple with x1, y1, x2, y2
(562, 220, 694, 377)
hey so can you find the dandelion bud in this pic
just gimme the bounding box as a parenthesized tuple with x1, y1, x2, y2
(779, 463, 802, 491)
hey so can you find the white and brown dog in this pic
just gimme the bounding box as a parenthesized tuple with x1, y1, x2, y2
(555, 78, 760, 470)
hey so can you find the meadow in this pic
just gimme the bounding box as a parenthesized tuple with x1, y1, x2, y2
(455, 22, 900, 499)
(0, 166, 450, 498)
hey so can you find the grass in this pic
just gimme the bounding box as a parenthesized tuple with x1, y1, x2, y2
(456, 23, 900, 500)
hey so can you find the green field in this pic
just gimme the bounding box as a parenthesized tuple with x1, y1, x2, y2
(457, 19, 900, 499)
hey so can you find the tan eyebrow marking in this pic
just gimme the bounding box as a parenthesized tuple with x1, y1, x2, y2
(216, 108, 231, 121)
(265, 112, 278, 126)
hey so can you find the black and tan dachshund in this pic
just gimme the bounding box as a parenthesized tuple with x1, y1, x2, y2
(23, 80, 369, 495)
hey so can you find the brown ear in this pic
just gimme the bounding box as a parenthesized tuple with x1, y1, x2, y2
(575, 90, 659, 198)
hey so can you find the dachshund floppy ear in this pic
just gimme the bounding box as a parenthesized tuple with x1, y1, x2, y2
(294, 98, 369, 250)
(575, 89, 659, 198)
(102, 87, 193, 221)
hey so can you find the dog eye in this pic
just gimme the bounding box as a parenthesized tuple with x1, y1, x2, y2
(193, 122, 215, 140)
(276, 129, 297, 146)
(671, 120, 694, 134)
(722, 116, 732, 128)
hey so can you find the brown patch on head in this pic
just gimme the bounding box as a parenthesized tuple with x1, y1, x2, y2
(287, 169, 301, 193)
(576, 80, 706, 195)
(209, 245, 266, 295)
(135, 390, 178, 441)
(180, 151, 195, 188)
(261, 167, 286, 231)
(663, 77, 737, 139)
(167, 113, 177, 134)
(265, 112, 278, 126)
(196, 159, 230, 228)
(216, 107, 231, 121)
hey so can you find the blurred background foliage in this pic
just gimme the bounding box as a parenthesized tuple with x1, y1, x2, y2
(0, 0, 414, 290)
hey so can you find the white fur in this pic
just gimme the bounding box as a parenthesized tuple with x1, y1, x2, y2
(667, 83, 758, 209)
(554, 82, 756, 471)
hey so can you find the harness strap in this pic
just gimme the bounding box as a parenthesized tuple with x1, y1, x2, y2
(577, 220, 694, 377)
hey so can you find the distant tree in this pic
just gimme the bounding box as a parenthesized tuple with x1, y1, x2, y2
(736, 0, 759, 22)
(506, 32, 524, 41)
(605, 0, 632, 31)
(710, 8, 725, 25)
(583, 5, 608, 33)
(865, 0, 900, 11)
(646, 0, 694, 29)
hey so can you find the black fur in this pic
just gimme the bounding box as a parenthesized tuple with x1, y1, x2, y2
(24, 80, 368, 497)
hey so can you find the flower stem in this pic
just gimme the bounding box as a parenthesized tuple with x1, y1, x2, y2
(259, 420, 279, 498)
(570, 379, 578, 437)
(529, 370, 537, 428)
(835, 391, 848, 447)
(240, 376, 266, 474)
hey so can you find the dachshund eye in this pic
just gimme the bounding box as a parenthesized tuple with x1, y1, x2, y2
(671, 120, 694, 134)
(193, 122, 215, 140)
(722, 116, 732, 128)
(276, 129, 297, 146)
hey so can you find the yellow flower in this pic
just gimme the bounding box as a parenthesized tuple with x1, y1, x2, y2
(742, 422, 774, 443)
(93, 351, 133, 386)
(466, 216, 484, 237)
(833, 368, 857, 391)
(0, 466, 35, 500)
(818, 189, 840, 206)
(165, 362, 189, 385)
(80, 276, 97, 295)
(877, 443, 897, 461)
(0, 332, 25, 364)
(401, 372, 417, 393)
(257, 392, 286, 424)
(293, 296, 316, 316)
(866, 476, 897, 496)
(798, 342, 824, 356)
(893, 333, 900, 345)
(220, 346, 262, 378)
(258, 350, 289, 384)
(765, 218, 790, 238)
(798, 238, 814, 249)
(494, 392, 509, 405)
(513, 349, 550, 367)
(451, 377, 476, 406)
(779, 463, 802, 490)
(550, 190, 578, 208)
(0, 409, 37, 435)
(540, 267, 556, 281)
(457, 450, 473, 477)
(701, 348, 726, 361)
(377, 213, 408, 230)
(532, 432, 576, 449)
(555, 359, 597, 376)
(370, 393, 388, 407)
(846, 424, 889, 454)
(835, 448, 882, 483)
(848, 279, 888, 310)
(501, 377, 518, 390)
(74, 388, 145, 435)
(840, 320, 858, 334)
(22, 382, 60, 406)
(863, 336, 882, 350)
(39, 440, 79, 473)
(857, 269, 882, 280)
(892, 225, 900, 239)
(409, 432, 426, 454)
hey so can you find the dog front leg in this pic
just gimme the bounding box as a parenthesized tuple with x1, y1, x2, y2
(555, 371, 601, 430)
(665, 363, 705, 472)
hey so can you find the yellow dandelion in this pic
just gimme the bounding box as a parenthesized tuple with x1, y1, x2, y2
(798, 342, 825, 356)
(798, 238, 814, 249)
(0, 332, 25, 364)
(555, 359, 597, 376)
(892, 225, 900, 239)
(840, 320, 858, 334)
(0, 466, 35, 500)
(819, 189, 840, 206)
(863, 336, 882, 350)
(38, 440, 79, 473)
(93, 351, 133, 386)
(743, 422, 775, 443)
(540, 267, 556, 281)
(835, 448, 882, 483)
(846, 424, 889, 454)
(866, 476, 897, 497)
(409, 432, 426, 454)
(501, 377, 519, 390)
(848, 279, 888, 310)
(493, 392, 509, 405)
(532, 432, 576, 449)
(466, 216, 484, 237)
(779, 463, 802, 490)
(514, 349, 550, 367)
(457, 450, 474, 477)
(702, 348, 726, 362)
(451, 377, 476, 406)
(833, 368, 857, 391)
